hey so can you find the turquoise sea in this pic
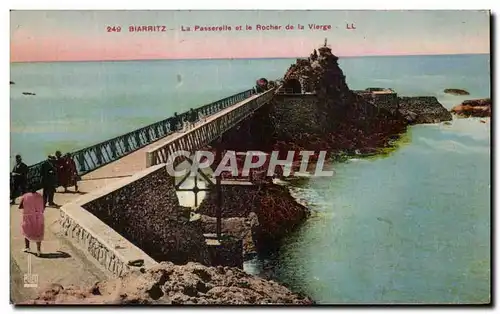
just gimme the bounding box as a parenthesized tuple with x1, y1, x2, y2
(10, 54, 491, 303)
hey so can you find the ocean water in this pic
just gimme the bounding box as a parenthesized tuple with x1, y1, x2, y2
(10, 54, 491, 303)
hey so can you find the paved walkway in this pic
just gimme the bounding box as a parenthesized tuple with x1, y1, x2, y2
(9, 93, 262, 303)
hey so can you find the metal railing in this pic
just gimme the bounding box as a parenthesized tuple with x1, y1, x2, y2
(20, 88, 256, 193)
(146, 88, 276, 167)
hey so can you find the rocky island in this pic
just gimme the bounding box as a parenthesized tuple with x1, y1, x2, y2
(190, 45, 455, 265)
(451, 98, 491, 117)
(444, 88, 470, 96)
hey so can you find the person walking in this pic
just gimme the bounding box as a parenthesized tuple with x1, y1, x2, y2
(185, 110, 192, 131)
(171, 112, 181, 132)
(181, 115, 188, 133)
(41, 155, 57, 207)
(188, 108, 198, 130)
(19, 186, 45, 257)
(10, 154, 28, 205)
(63, 153, 79, 192)
(55, 150, 65, 191)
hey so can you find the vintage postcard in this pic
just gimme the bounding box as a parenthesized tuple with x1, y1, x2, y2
(9, 10, 491, 305)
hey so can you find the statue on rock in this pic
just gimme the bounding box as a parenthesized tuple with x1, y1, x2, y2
(310, 49, 318, 61)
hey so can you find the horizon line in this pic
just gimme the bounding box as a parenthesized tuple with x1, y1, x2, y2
(10, 52, 489, 64)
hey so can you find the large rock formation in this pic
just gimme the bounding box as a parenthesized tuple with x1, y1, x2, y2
(23, 262, 313, 305)
(275, 45, 409, 157)
(451, 98, 491, 117)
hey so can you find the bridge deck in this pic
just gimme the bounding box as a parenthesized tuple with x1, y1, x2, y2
(83, 92, 262, 181)
(9, 92, 265, 303)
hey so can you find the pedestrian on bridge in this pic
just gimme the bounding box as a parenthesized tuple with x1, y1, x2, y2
(171, 112, 181, 132)
(41, 155, 58, 207)
(19, 185, 45, 257)
(55, 151, 65, 189)
(188, 108, 198, 130)
(181, 115, 188, 133)
(58, 153, 79, 193)
(10, 154, 28, 205)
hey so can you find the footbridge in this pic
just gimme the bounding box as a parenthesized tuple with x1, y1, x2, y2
(10, 87, 277, 302)
(22, 87, 276, 187)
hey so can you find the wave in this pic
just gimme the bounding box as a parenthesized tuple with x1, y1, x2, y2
(417, 136, 489, 154)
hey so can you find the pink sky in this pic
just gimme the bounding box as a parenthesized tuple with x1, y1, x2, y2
(10, 10, 490, 62)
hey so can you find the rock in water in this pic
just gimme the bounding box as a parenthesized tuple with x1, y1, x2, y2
(398, 96, 453, 124)
(444, 88, 470, 96)
(450, 98, 491, 118)
(21, 262, 314, 305)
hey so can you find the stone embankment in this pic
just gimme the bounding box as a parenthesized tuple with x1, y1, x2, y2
(82, 166, 210, 266)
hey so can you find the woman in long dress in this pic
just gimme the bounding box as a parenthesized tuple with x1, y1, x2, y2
(63, 153, 79, 192)
(19, 186, 45, 257)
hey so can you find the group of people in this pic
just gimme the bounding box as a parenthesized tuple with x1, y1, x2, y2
(11, 151, 79, 257)
(39, 151, 79, 207)
(171, 108, 203, 133)
(11, 151, 79, 206)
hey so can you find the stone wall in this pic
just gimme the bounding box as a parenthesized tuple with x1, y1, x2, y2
(356, 91, 399, 114)
(373, 93, 399, 113)
(270, 94, 326, 140)
(59, 209, 135, 277)
(81, 165, 210, 266)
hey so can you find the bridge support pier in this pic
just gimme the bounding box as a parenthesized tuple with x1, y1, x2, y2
(215, 137, 223, 239)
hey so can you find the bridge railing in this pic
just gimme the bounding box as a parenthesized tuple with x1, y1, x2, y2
(22, 88, 255, 193)
(146, 88, 276, 167)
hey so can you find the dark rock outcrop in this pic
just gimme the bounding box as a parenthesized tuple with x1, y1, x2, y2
(199, 214, 258, 255)
(197, 184, 309, 253)
(444, 88, 470, 96)
(398, 96, 453, 124)
(22, 262, 313, 305)
(451, 98, 491, 117)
